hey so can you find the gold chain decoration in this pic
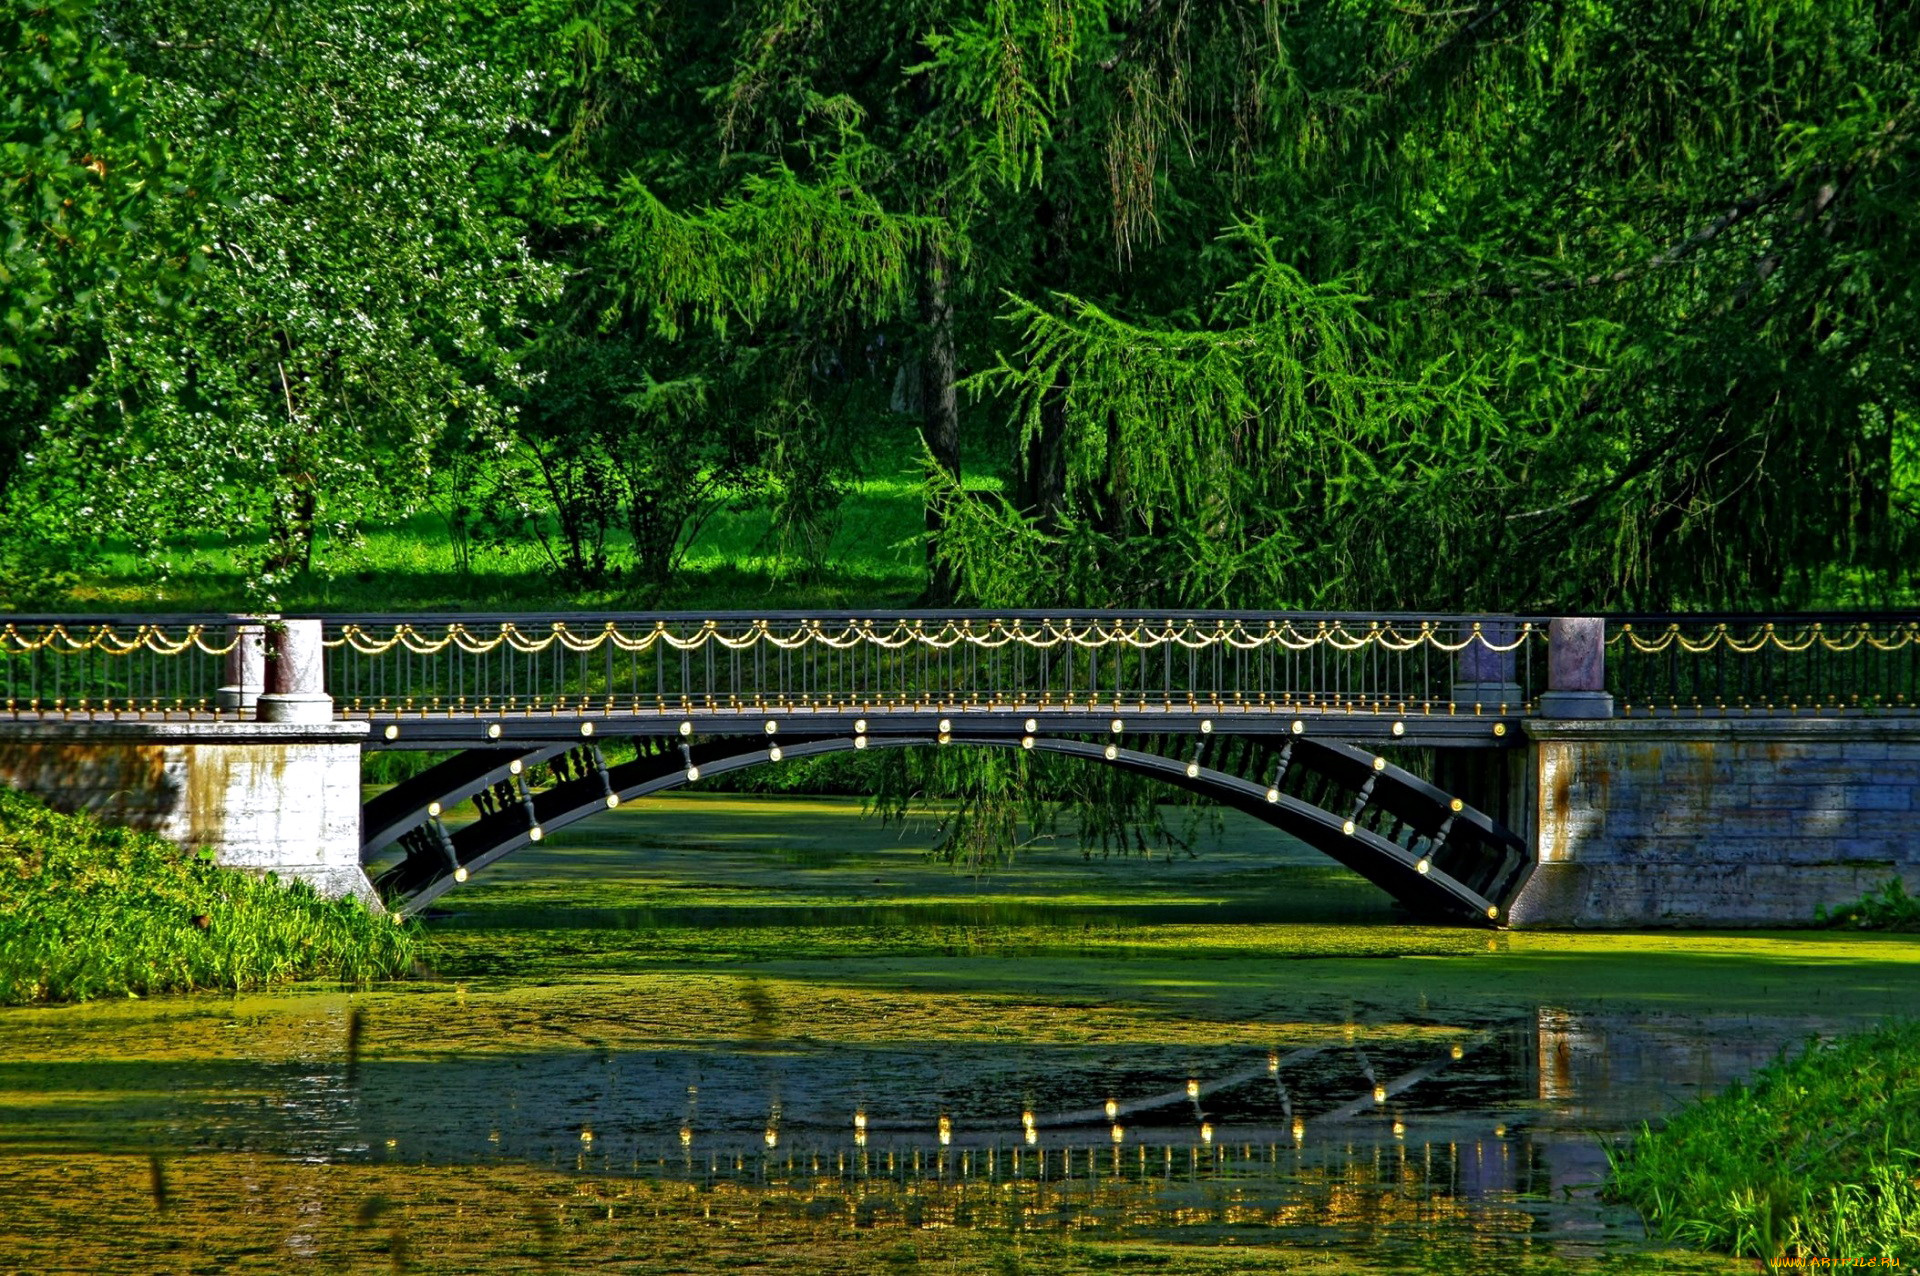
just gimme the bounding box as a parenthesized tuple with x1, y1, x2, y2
(318, 618, 1544, 658)
(1609, 621, 1920, 655)
(0, 623, 242, 656)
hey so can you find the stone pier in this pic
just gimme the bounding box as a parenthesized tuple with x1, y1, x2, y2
(0, 618, 378, 906)
(1513, 718, 1920, 927)
(0, 718, 376, 905)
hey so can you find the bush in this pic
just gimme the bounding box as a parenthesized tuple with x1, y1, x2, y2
(0, 789, 417, 1005)
(1606, 1022, 1920, 1265)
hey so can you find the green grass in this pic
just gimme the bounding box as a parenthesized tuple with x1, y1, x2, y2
(1606, 1021, 1920, 1267)
(0, 789, 417, 1005)
(54, 470, 937, 614)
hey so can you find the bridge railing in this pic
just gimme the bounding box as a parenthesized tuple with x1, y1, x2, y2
(0, 615, 243, 717)
(1605, 615, 1920, 715)
(317, 612, 1548, 718)
(3, 611, 1916, 721)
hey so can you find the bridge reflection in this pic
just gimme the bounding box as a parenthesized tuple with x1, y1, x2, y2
(0, 1007, 1800, 1261)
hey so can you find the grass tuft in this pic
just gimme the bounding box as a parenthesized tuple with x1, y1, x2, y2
(0, 789, 417, 1006)
(1818, 878, 1920, 932)
(1606, 1021, 1920, 1266)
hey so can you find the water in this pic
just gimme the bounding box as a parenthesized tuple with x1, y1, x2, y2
(3, 793, 1915, 1273)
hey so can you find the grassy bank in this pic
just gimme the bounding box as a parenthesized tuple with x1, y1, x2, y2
(1607, 1022, 1920, 1267)
(0, 790, 416, 1006)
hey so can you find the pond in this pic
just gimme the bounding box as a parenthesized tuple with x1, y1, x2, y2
(3, 794, 1916, 1273)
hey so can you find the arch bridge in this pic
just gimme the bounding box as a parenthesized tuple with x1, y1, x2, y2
(5, 609, 1917, 928)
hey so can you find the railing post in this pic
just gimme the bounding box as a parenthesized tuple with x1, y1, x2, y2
(217, 616, 268, 715)
(257, 619, 334, 723)
(1453, 619, 1522, 709)
(1538, 617, 1613, 719)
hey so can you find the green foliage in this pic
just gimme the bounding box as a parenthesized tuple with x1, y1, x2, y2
(1607, 1022, 1920, 1266)
(0, 0, 197, 381)
(1818, 878, 1920, 932)
(6, 0, 560, 595)
(0, 788, 416, 1006)
(616, 157, 951, 340)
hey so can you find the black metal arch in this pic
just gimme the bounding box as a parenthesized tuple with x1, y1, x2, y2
(366, 729, 1532, 926)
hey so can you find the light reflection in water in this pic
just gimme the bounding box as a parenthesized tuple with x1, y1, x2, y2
(0, 1005, 1844, 1263)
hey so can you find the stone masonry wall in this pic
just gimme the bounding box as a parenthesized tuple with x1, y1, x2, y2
(0, 721, 376, 906)
(1512, 719, 1920, 927)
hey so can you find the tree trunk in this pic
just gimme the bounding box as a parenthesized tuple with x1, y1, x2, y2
(920, 241, 962, 602)
(1016, 192, 1072, 527)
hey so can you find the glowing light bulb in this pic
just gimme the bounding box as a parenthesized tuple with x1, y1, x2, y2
(1185, 762, 1199, 778)
(1266, 788, 1280, 803)
(855, 735, 868, 749)
(1392, 1120, 1405, 1138)
(605, 793, 620, 809)
(580, 1128, 593, 1143)
(1021, 1109, 1034, 1130)
(1200, 1123, 1214, 1144)
(685, 766, 700, 781)
(1110, 1124, 1124, 1144)
(427, 801, 442, 817)
(854, 719, 867, 733)
(1373, 1086, 1387, 1104)
(854, 1111, 867, 1132)
(938, 1114, 951, 1145)
(1493, 1124, 1507, 1138)
(1267, 1052, 1280, 1074)
(528, 826, 543, 842)
(1104, 1099, 1118, 1121)
(452, 866, 468, 883)
(1024, 1127, 1036, 1145)
(1021, 736, 1034, 749)
(678, 720, 692, 736)
(768, 746, 783, 761)
(765, 1129, 778, 1149)
(508, 759, 523, 775)
(938, 718, 951, 733)
(1416, 859, 1431, 874)
(1024, 718, 1037, 733)
(1450, 1044, 1464, 1060)
(1291, 1119, 1305, 1143)
(1104, 744, 1118, 761)
(1186, 1079, 1200, 1099)
(855, 1130, 868, 1147)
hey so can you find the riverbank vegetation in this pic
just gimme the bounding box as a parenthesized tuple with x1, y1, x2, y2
(1607, 1022, 1920, 1267)
(1819, 879, 1920, 932)
(0, 790, 416, 1006)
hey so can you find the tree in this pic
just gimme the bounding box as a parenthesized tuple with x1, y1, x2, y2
(5, 0, 558, 593)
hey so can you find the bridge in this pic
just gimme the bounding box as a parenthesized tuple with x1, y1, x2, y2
(2, 610, 1917, 928)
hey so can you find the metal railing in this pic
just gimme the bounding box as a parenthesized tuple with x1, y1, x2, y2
(317, 612, 1546, 719)
(1606, 615, 1920, 715)
(2, 610, 1916, 721)
(0, 612, 1545, 719)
